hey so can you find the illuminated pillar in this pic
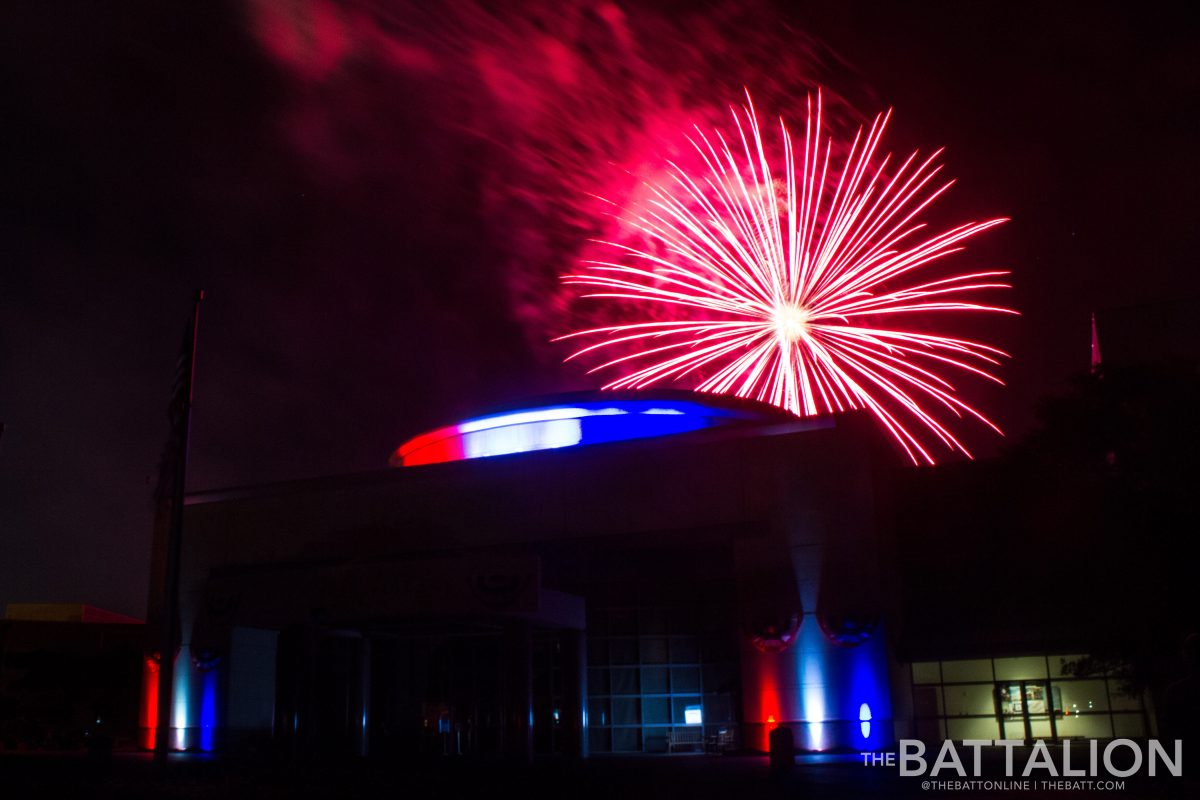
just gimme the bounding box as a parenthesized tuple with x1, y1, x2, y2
(734, 533, 804, 751)
(737, 489, 894, 753)
(792, 543, 825, 751)
(171, 643, 194, 751)
(159, 641, 224, 752)
(139, 655, 160, 750)
(191, 645, 226, 754)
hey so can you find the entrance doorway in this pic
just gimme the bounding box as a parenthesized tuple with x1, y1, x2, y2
(997, 680, 1059, 742)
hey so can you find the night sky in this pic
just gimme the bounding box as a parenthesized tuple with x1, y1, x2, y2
(3, 0, 1198, 618)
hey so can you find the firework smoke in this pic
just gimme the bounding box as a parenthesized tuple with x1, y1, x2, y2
(247, 0, 870, 368)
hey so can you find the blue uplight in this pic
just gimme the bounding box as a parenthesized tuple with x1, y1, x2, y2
(199, 669, 218, 751)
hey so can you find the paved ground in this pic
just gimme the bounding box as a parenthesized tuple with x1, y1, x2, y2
(0, 750, 1189, 799)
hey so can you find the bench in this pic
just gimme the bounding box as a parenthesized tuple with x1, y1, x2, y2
(666, 727, 704, 753)
(709, 727, 736, 753)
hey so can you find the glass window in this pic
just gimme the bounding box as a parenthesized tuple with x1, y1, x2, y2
(644, 731, 670, 753)
(612, 697, 640, 725)
(611, 667, 639, 695)
(912, 661, 942, 684)
(942, 659, 993, 683)
(1049, 654, 1089, 678)
(1057, 679, 1109, 714)
(612, 728, 641, 752)
(998, 683, 1019, 716)
(947, 717, 1000, 740)
(1108, 681, 1143, 711)
(944, 683, 995, 717)
(588, 699, 611, 727)
(1029, 717, 1054, 739)
(672, 696, 703, 724)
(998, 713, 1023, 740)
(586, 604, 739, 752)
(641, 666, 669, 694)
(642, 697, 670, 724)
(999, 682, 1053, 716)
(1056, 711, 1112, 739)
(994, 656, 1048, 681)
(671, 666, 701, 693)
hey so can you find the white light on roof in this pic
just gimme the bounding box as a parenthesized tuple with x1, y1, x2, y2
(457, 407, 592, 434)
(463, 419, 581, 459)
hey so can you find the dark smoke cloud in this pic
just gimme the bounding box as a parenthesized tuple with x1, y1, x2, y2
(246, 0, 872, 363)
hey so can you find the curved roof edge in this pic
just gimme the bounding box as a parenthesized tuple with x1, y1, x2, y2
(391, 390, 799, 468)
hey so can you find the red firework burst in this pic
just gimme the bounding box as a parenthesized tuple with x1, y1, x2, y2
(558, 92, 1015, 464)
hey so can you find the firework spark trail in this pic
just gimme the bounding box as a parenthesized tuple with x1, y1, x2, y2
(559, 92, 1015, 464)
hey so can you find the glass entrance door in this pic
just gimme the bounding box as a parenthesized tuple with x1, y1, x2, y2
(998, 681, 1059, 742)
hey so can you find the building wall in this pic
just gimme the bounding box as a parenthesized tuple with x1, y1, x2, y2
(158, 411, 899, 755)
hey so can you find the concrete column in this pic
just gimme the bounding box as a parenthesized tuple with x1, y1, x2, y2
(274, 624, 319, 759)
(504, 621, 533, 762)
(300, 624, 320, 756)
(353, 636, 371, 757)
(562, 628, 588, 758)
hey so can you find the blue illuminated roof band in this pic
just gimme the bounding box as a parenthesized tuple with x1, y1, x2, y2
(392, 398, 762, 467)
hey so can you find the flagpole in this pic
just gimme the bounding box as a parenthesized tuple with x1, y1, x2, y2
(155, 289, 204, 765)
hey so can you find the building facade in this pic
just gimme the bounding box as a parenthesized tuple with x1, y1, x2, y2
(146, 391, 1153, 758)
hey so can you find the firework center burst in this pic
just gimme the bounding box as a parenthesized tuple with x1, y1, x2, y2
(772, 304, 811, 344)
